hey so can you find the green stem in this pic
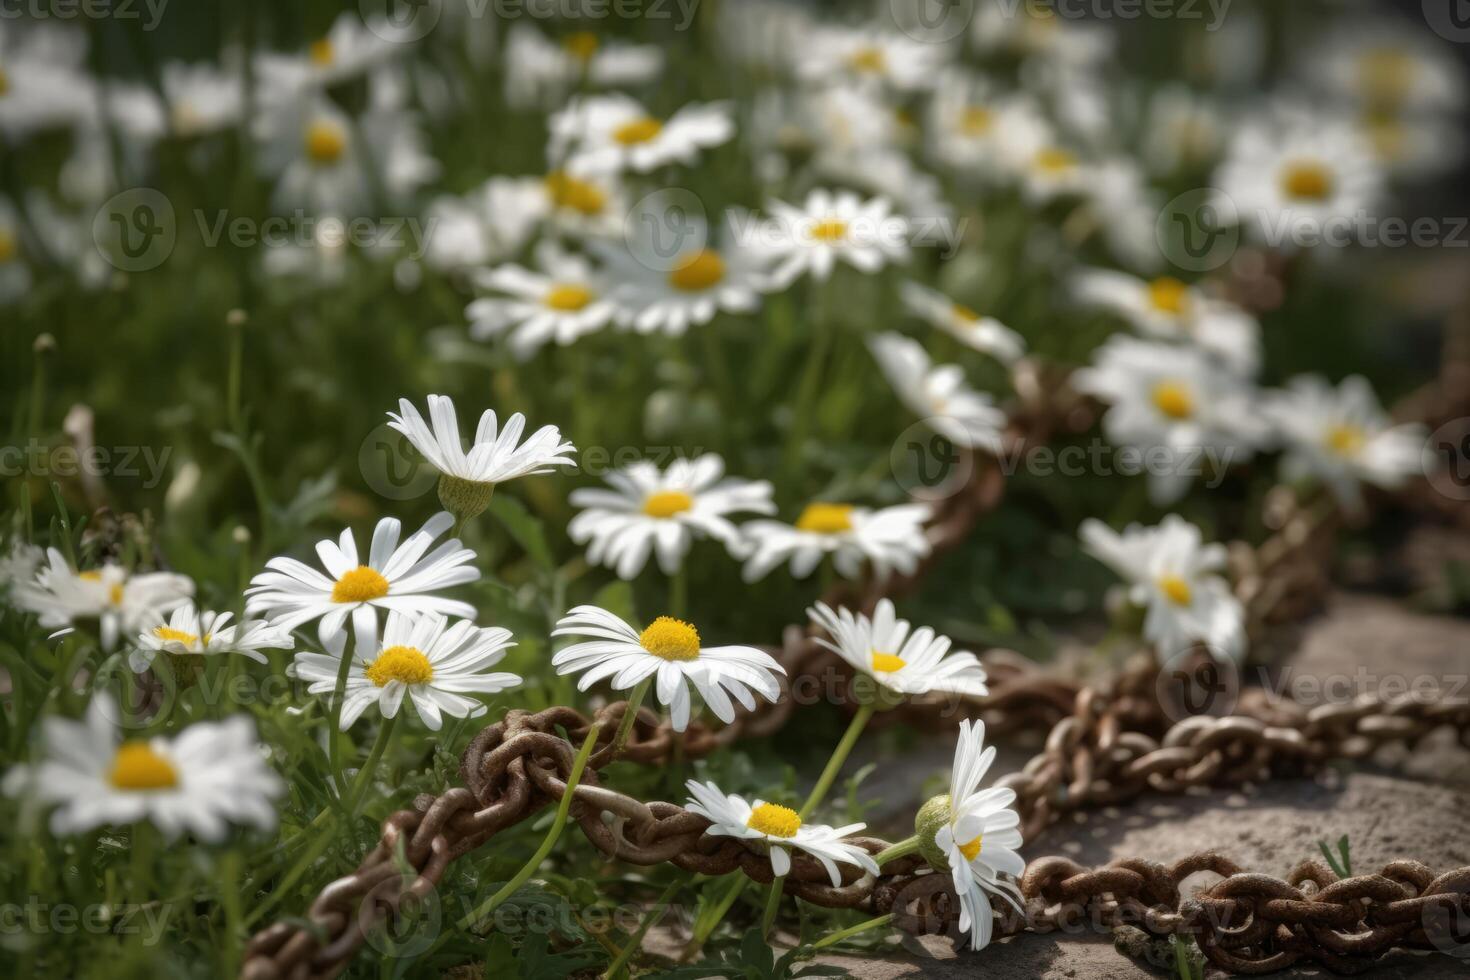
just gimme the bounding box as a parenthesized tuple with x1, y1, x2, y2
(345, 714, 397, 814)
(611, 677, 651, 757)
(326, 632, 355, 779)
(759, 873, 784, 938)
(667, 566, 687, 620)
(798, 702, 875, 819)
(451, 723, 602, 934)
(811, 913, 894, 950)
(600, 878, 681, 980)
(680, 873, 748, 960)
(873, 835, 921, 867)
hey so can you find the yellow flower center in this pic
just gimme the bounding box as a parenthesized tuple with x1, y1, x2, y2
(331, 565, 390, 604)
(80, 570, 125, 606)
(562, 31, 599, 61)
(309, 39, 335, 67)
(847, 47, 886, 75)
(959, 833, 983, 861)
(960, 106, 994, 136)
(746, 802, 802, 838)
(1359, 47, 1414, 107)
(795, 502, 855, 534)
(809, 218, 848, 242)
(1157, 574, 1193, 606)
(1361, 111, 1406, 162)
(613, 116, 663, 145)
(544, 171, 607, 216)
(544, 283, 594, 311)
(1280, 161, 1334, 202)
(870, 652, 907, 673)
(642, 490, 694, 518)
(153, 626, 204, 647)
(668, 249, 726, 292)
(1150, 381, 1195, 421)
(1148, 277, 1191, 316)
(109, 741, 179, 791)
(0, 228, 16, 264)
(638, 616, 701, 661)
(364, 644, 434, 687)
(1034, 148, 1078, 173)
(1325, 423, 1366, 458)
(952, 303, 981, 323)
(304, 120, 347, 165)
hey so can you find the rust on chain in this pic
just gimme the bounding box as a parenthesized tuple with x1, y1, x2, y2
(241, 334, 1470, 979)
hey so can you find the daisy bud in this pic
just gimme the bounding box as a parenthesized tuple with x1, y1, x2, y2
(914, 793, 955, 870)
(437, 474, 495, 525)
(33, 332, 56, 354)
(225, 308, 248, 328)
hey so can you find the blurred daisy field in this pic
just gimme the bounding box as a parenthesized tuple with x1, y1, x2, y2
(1, 0, 1467, 977)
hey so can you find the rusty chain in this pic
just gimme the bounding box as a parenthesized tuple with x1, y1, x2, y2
(241, 331, 1470, 977)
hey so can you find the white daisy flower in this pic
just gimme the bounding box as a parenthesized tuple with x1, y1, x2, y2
(0, 22, 94, 138)
(535, 170, 628, 239)
(3, 693, 283, 841)
(807, 598, 989, 699)
(160, 61, 244, 138)
(869, 333, 1007, 453)
(466, 241, 619, 359)
(255, 12, 408, 98)
(684, 780, 879, 885)
(0, 539, 43, 593)
(761, 189, 909, 288)
(550, 93, 734, 175)
(551, 607, 784, 732)
(797, 25, 947, 92)
(1073, 336, 1266, 505)
(600, 214, 772, 336)
(1304, 22, 1465, 116)
(13, 549, 194, 651)
(1141, 85, 1228, 175)
(1262, 374, 1429, 511)
(1212, 106, 1383, 249)
(1353, 109, 1464, 180)
(926, 78, 1047, 181)
(503, 24, 663, 110)
(739, 502, 931, 583)
(914, 719, 1025, 952)
(1080, 515, 1247, 662)
(387, 394, 576, 522)
(254, 95, 367, 215)
(901, 281, 1025, 365)
(569, 454, 774, 580)
(293, 610, 521, 731)
(1074, 270, 1261, 376)
(1016, 143, 1092, 203)
(130, 605, 293, 673)
(971, 2, 1112, 69)
(244, 512, 479, 644)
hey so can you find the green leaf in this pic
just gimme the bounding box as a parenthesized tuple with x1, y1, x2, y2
(489, 493, 554, 570)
